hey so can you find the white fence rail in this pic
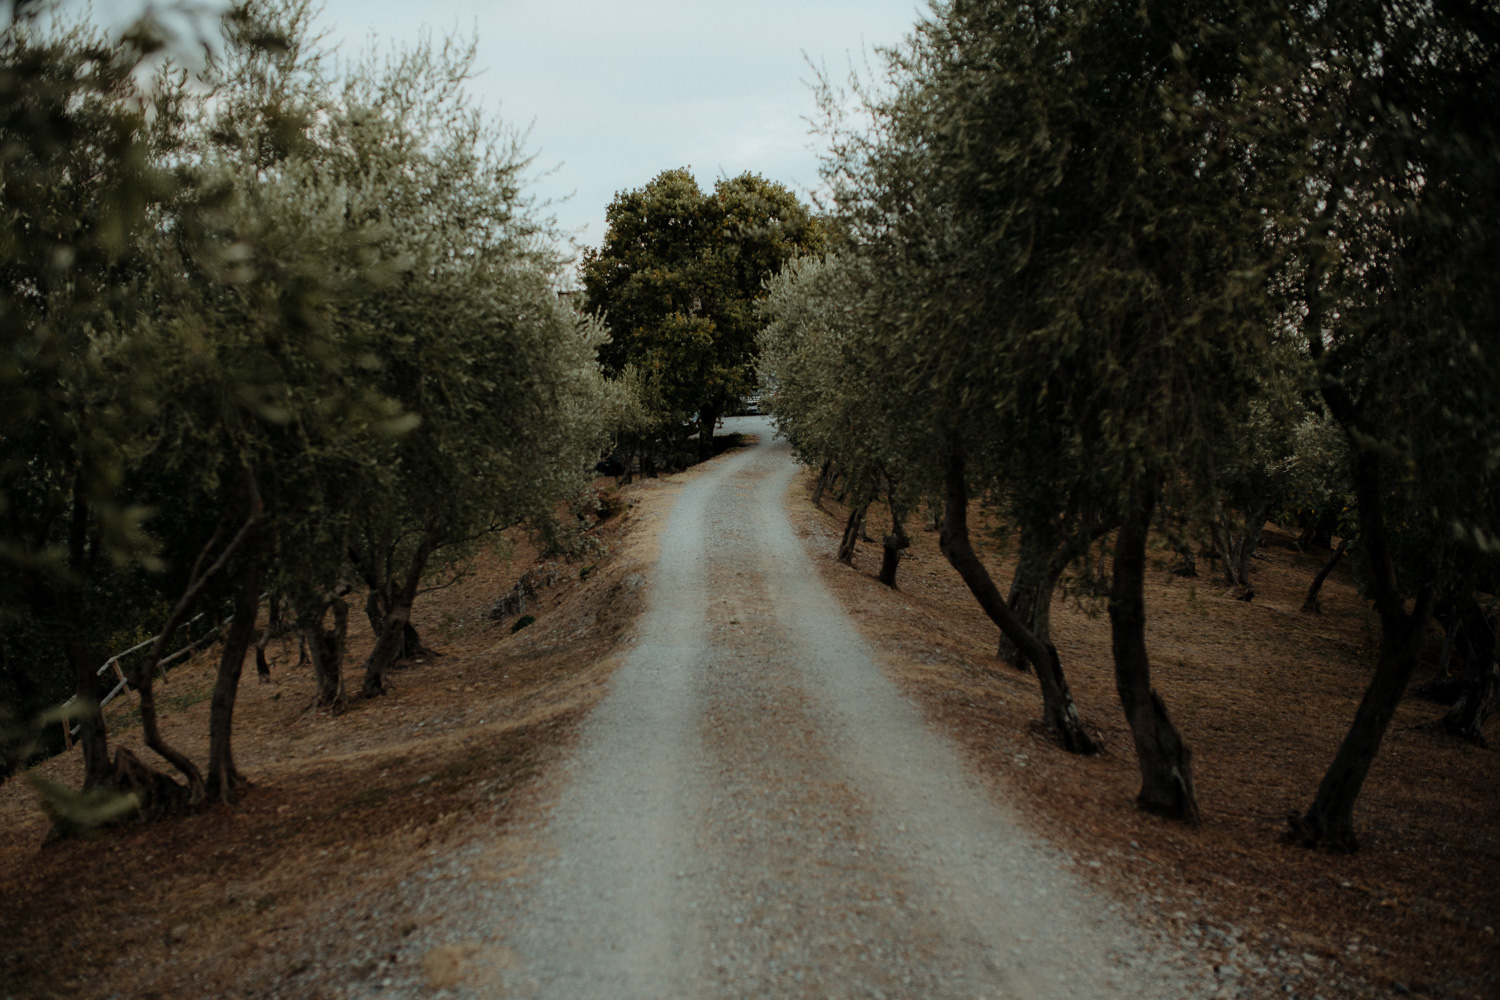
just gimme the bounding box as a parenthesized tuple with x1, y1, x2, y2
(62, 609, 232, 745)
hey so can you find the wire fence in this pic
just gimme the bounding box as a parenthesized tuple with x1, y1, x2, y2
(61, 609, 232, 745)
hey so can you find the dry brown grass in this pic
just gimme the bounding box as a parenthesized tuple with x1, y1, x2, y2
(793, 479, 1499, 1000)
(1, 453, 1495, 1000)
(0, 473, 681, 999)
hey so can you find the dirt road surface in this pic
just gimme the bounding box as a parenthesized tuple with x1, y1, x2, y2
(377, 418, 1213, 999)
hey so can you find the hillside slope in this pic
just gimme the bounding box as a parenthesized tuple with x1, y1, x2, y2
(1, 426, 1495, 999)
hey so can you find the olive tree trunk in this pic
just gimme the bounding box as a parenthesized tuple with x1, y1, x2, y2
(996, 513, 1113, 670)
(66, 639, 111, 789)
(254, 592, 286, 683)
(361, 534, 437, 698)
(1109, 480, 1199, 822)
(997, 543, 1044, 671)
(1287, 445, 1435, 852)
(1429, 599, 1498, 743)
(697, 403, 721, 462)
(1212, 498, 1270, 594)
(878, 526, 910, 587)
(878, 475, 910, 587)
(938, 450, 1098, 754)
(1438, 656, 1500, 744)
(304, 595, 350, 711)
(206, 559, 261, 804)
(130, 481, 261, 811)
(1301, 536, 1349, 614)
(837, 502, 868, 565)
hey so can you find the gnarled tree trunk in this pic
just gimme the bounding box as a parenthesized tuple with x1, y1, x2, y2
(1109, 480, 1198, 822)
(362, 592, 415, 698)
(938, 449, 1097, 755)
(837, 502, 868, 566)
(997, 545, 1044, 671)
(254, 592, 287, 683)
(65, 640, 111, 790)
(1438, 657, 1500, 744)
(697, 403, 721, 462)
(878, 474, 909, 588)
(133, 667, 203, 806)
(364, 586, 385, 637)
(206, 559, 260, 804)
(1301, 536, 1349, 614)
(997, 512, 1116, 671)
(1212, 498, 1269, 598)
(1286, 589, 1432, 851)
(878, 529, 909, 587)
(1287, 443, 1435, 852)
(131, 483, 261, 811)
(1431, 598, 1497, 745)
(304, 595, 350, 711)
(361, 534, 438, 698)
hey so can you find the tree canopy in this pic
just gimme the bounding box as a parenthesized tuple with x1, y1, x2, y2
(580, 168, 824, 459)
(777, 0, 1499, 843)
(1, 0, 613, 816)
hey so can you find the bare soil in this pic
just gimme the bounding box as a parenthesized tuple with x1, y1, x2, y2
(797, 489, 1500, 1000)
(1, 441, 1496, 999)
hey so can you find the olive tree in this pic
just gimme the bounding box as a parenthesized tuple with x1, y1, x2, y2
(148, 11, 615, 755)
(816, 0, 1293, 809)
(759, 251, 932, 584)
(291, 39, 617, 699)
(1271, 0, 1500, 850)
(5, 0, 615, 814)
(0, 7, 196, 792)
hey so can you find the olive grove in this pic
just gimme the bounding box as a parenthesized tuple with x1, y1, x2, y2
(1, 0, 615, 817)
(767, 0, 1499, 844)
(1268, 0, 1500, 851)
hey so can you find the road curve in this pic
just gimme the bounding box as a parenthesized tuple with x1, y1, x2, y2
(396, 417, 1203, 999)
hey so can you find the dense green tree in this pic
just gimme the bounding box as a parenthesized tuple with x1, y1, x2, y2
(0, 8, 183, 789)
(131, 6, 613, 790)
(1271, 0, 1500, 851)
(800, 0, 1496, 842)
(2, 0, 615, 815)
(581, 168, 824, 460)
(93, 0, 417, 803)
(266, 36, 618, 700)
(813, 0, 1289, 801)
(1205, 365, 1343, 595)
(760, 252, 932, 586)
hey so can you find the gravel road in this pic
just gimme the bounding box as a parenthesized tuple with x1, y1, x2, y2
(375, 418, 1215, 999)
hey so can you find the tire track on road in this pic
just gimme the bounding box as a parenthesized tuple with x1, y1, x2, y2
(404, 417, 1205, 1000)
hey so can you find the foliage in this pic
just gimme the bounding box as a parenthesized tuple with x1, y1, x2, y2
(786, 0, 1498, 839)
(0, 6, 192, 793)
(0, 0, 614, 813)
(1274, 0, 1500, 590)
(1203, 364, 1352, 585)
(848, 2, 1282, 497)
(580, 168, 824, 453)
(759, 251, 932, 519)
(1256, 0, 1500, 847)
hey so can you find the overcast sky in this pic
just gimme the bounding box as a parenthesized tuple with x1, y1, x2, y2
(304, 1, 927, 257)
(33, 0, 927, 258)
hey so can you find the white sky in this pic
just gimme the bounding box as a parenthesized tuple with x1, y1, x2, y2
(31, 0, 927, 259)
(308, 0, 927, 259)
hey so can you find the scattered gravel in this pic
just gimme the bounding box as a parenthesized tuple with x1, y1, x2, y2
(274, 418, 1346, 999)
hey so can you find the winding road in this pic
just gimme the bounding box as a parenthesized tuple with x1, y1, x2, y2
(397, 417, 1203, 999)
